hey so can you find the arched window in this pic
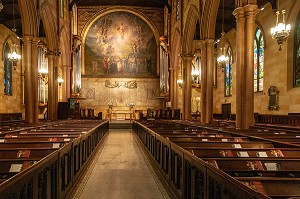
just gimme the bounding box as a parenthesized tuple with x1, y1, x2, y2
(4, 43, 12, 95)
(225, 45, 233, 96)
(254, 28, 264, 92)
(294, 12, 300, 87)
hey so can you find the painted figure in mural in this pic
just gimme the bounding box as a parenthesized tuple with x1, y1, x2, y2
(116, 22, 127, 40)
(85, 11, 157, 77)
(117, 57, 123, 74)
(102, 57, 108, 74)
(92, 60, 98, 73)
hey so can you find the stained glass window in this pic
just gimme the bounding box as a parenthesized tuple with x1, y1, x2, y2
(4, 43, 12, 95)
(254, 28, 264, 92)
(225, 46, 233, 96)
(294, 12, 300, 87)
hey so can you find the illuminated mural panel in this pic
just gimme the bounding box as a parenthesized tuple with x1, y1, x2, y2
(84, 11, 157, 77)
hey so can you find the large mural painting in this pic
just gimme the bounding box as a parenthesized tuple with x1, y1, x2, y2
(84, 11, 157, 77)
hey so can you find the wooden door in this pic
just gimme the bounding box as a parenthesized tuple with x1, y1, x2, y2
(222, 103, 231, 120)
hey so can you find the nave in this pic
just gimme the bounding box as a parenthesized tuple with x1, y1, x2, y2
(68, 129, 174, 199)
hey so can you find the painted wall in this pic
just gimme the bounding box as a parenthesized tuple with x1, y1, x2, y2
(80, 77, 162, 118)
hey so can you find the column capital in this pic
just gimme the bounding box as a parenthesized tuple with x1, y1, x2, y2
(179, 53, 194, 60)
(244, 4, 259, 17)
(233, 7, 245, 18)
(46, 50, 61, 58)
(205, 39, 215, 46)
(22, 35, 33, 44)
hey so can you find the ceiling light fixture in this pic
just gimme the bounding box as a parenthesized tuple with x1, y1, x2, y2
(271, 9, 291, 50)
(217, 0, 229, 69)
(8, 0, 21, 65)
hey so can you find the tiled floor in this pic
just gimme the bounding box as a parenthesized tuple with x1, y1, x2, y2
(68, 129, 173, 199)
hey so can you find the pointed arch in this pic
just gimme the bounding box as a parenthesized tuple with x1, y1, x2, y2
(200, 0, 219, 39)
(182, 5, 199, 54)
(18, 0, 39, 37)
(40, 1, 59, 51)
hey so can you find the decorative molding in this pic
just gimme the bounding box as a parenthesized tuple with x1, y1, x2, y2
(105, 80, 137, 89)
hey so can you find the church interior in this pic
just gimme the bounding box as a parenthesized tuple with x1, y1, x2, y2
(1, 0, 300, 198)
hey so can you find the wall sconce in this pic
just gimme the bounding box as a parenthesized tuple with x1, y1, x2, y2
(57, 77, 64, 86)
(177, 78, 183, 88)
(271, 10, 291, 50)
(38, 68, 48, 82)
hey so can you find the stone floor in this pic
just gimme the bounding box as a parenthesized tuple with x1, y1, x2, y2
(68, 129, 174, 199)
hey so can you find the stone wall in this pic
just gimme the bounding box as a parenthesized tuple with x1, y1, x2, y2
(213, 0, 300, 115)
(0, 25, 23, 116)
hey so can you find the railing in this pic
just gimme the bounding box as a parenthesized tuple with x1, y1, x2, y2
(133, 121, 270, 199)
(0, 120, 109, 199)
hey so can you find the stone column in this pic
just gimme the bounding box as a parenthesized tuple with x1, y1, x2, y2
(181, 55, 186, 119)
(199, 40, 207, 124)
(233, 7, 245, 129)
(183, 54, 193, 120)
(47, 52, 55, 120)
(206, 39, 215, 123)
(244, 4, 258, 128)
(23, 36, 34, 123)
(53, 56, 59, 120)
(31, 37, 39, 123)
(66, 66, 71, 100)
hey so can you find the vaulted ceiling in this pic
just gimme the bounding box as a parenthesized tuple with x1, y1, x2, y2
(0, 0, 276, 40)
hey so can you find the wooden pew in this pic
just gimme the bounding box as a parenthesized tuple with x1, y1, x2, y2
(134, 120, 300, 198)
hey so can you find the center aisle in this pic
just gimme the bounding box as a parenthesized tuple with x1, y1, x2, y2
(69, 129, 173, 199)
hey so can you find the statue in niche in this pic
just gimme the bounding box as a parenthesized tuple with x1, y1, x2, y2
(267, 86, 279, 111)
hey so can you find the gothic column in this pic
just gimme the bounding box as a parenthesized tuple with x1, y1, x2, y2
(23, 36, 34, 123)
(233, 7, 245, 129)
(206, 39, 215, 123)
(31, 37, 39, 123)
(172, 65, 178, 109)
(200, 40, 207, 124)
(66, 66, 71, 100)
(47, 52, 55, 120)
(244, 4, 258, 128)
(182, 54, 193, 120)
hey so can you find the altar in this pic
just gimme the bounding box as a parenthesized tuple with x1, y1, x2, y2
(107, 106, 135, 122)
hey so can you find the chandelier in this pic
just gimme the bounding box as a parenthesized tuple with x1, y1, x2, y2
(271, 10, 291, 51)
(217, 0, 229, 68)
(8, 0, 21, 64)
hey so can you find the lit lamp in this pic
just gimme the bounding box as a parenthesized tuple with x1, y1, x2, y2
(191, 69, 200, 84)
(8, 0, 21, 69)
(271, 10, 291, 51)
(217, 0, 229, 71)
(38, 68, 48, 104)
(57, 77, 64, 102)
(57, 77, 64, 86)
(0, 1, 3, 12)
(177, 78, 183, 88)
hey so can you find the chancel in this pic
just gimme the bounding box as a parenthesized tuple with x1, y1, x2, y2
(1, 0, 300, 198)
